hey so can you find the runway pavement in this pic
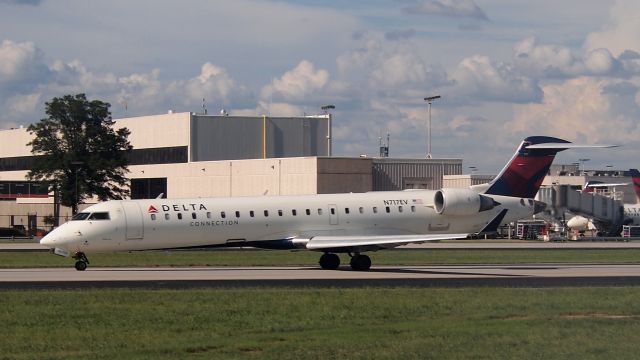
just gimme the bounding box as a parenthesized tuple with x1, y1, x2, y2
(3, 264, 640, 289)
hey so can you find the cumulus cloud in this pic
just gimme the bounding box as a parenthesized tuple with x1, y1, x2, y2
(512, 77, 640, 143)
(584, 0, 640, 56)
(512, 37, 634, 78)
(0, 41, 253, 123)
(337, 36, 450, 94)
(0, 40, 51, 94)
(260, 60, 329, 103)
(451, 55, 543, 103)
(402, 0, 488, 20)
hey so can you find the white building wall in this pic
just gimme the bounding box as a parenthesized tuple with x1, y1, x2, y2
(129, 157, 320, 199)
(116, 112, 191, 149)
(0, 128, 33, 157)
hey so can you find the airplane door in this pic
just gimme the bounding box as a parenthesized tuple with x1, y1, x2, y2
(122, 201, 144, 240)
(328, 204, 339, 225)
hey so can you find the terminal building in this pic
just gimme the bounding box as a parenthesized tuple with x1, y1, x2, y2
(0, 111, 461, 232)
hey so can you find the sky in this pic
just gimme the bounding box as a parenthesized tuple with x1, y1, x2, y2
(1, 0, 639, 173)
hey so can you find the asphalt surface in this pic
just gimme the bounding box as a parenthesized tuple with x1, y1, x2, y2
(4, 240, 640, 290)
(3, 264, 640, 289)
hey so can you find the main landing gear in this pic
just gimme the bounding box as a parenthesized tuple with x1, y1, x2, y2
(319, 253, 340, 270)
(318, 252, 371, 271)
(73, 252, 89, 271)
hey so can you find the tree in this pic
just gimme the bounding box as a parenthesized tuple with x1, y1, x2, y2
(27, 94, 132, 215)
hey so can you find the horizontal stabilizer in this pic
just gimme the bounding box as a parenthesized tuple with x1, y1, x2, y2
(526, 143, 619, 149)
(306, 233, 468, 250)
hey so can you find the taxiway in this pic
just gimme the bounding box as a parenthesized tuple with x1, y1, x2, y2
(2, 264, 640, 289)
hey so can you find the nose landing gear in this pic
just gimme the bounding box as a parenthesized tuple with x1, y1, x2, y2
(73, 252, 89, 271)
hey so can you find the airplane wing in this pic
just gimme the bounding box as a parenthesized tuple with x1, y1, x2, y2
(305, 233, 468, 252)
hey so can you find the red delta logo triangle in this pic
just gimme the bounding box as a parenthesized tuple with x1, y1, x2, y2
(148, 205, 158, 213)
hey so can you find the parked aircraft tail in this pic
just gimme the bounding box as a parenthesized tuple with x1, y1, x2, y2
(630, 169, 640, 200)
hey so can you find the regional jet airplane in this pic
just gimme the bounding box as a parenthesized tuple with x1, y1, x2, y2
(40, 136, 611, 271)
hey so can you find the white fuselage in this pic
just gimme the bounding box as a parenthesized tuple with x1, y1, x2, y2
(41, 190, 536, 254)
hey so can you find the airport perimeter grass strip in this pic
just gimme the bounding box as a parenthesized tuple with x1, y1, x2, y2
(3, 248, 640, 268)
(2, 287, 640, 359)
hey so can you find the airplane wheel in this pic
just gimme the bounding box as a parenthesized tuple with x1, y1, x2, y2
(319, 253, 340, 270)
(75, 261, 87, 271)
(73, 252, 89, 271)
(350, 254, 371, 271)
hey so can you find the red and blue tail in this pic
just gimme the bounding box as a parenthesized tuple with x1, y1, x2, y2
(481, 136, 572, 198)
(630, 169, 640, 200)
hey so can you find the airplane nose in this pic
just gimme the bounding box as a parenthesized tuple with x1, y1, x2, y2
(40, 233, 55, 247)
(534, 200, 547, 214)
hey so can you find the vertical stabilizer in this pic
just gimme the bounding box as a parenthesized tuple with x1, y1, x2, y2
(482, 136, 571, 198)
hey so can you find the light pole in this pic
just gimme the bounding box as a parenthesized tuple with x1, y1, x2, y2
(578, 158, 590, 176)
(70, 161, 84, 214)
(321, 105, 335, 156)
(424, 95, 441, 159)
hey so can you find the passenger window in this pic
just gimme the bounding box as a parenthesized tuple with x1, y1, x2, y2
(235, 211, 240, 218)
(359, 207, 364, 214)
(411, 206, 416, 212)
(292, 209, 297, 216)
(264, 210, 269, 217)
(373, 207, 378, 214)
(206, 212, 211, 219)
(399, 206, 403, 213)
(165, 213, 170, 220)
(306, 209, 311, 215)
(520, 199, 525, 206)
(151, 214, 156, 221)
(221, 211, 226, 218)
(250, 211, 255, 218)
(191, 212, 197, 219)
(278, 210, 283, 216)
(318, 208, 323, 215)
(344, 208, 349, 214)
(385, 206, 390, 213)
(177, 213, 183, 220)
(331, 208, 336, 215)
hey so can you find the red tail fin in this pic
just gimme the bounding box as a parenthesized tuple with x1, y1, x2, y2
(630, 169, 640, 201)
(483, 136, 570, 198)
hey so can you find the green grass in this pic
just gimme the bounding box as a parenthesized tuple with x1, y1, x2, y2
(2, 287, 640, 359)
(4, 248, 640, 268)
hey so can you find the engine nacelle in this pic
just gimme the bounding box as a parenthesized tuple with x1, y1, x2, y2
(434, 188, 499, 216)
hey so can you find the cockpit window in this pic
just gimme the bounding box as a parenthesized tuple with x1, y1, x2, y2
(71, 212, 90, 221)
(88, 212, 110, 220)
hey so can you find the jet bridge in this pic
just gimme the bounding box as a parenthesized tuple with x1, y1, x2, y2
(537, 185, 625, 236)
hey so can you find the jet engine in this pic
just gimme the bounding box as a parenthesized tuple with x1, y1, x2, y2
(434, 188, 499, 216)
